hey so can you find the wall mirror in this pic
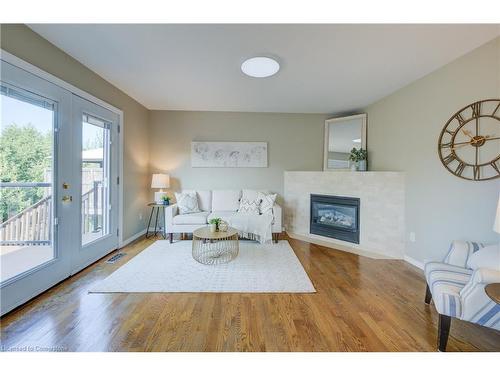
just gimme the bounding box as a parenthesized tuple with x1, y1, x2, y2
(323, 114, 367, 171)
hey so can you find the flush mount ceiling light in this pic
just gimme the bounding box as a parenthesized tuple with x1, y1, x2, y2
(241, 56, 280, 78)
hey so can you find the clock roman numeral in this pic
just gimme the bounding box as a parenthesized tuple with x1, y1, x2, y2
(445, 129, 456, 136)
(443, 153, 456, 165)
(455, 113, 466, 125)
(455, 162, 466, 176)
(491, 161, 500, 175)
(473, 165, 481, 180)
(492, 102, 500, 117)
(441, 142, 452, 148)
(471, 102, 481, 118)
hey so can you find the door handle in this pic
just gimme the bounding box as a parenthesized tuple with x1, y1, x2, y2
(62, 195, 73, 202)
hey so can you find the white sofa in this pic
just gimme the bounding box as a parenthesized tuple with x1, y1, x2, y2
(164, 190, 282, 243)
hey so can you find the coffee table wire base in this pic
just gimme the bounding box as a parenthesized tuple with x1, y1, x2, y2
(192, 232, 239, 265)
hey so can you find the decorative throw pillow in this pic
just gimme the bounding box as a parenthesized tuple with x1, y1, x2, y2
(238, 198, 261, 214)
(258, 192, 277, 215)
(238, 190, 261, 214)
(466, 244, 500, 271)
(175, 192, 200, 214)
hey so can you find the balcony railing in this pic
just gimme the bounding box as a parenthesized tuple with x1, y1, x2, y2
(0, 181, 104, 246)
(0, 194, 51, 245)
(82, 181, 104, 235)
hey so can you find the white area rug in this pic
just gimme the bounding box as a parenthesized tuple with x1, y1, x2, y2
(90, 240, 315, 293)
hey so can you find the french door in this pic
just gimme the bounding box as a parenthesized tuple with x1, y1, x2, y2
(0, 60, 119, 315)
(71, 95, 119, 273)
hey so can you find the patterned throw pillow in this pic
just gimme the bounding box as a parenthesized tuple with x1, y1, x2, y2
(238, 197, 261, 215)
(258, 192, 277, 215)
(175, 192, 200, 214)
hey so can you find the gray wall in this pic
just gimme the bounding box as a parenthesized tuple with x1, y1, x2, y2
(149, 110, 327, 202)
(1, 24, 151, 240)
(366, 37, 500, 263)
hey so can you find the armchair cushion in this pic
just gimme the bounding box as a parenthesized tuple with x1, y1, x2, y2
(424, 262, 473, 317)
(460, 268, 500, 329)
(466, 244, 500, 271)
(443, 240, 485, 268)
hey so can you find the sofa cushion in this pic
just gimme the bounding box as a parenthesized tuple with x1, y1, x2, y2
(258, 192, 277, 215)
(212, 190, 241, 211)
(173, 211, 209, 225)
(467, 244, 500, 271)
(238, 199, 260, 214)
(238, 189, 261, 215)
(175, 191, 200, 214)
(208, 211, 238, 223)
(183, 190, 212, 212)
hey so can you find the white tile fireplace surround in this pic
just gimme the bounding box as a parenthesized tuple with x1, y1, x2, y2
(284, 171, 405, 259)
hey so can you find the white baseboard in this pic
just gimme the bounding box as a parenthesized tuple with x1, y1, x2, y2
(404, 255, 424, 270)
(119, 229, 147, 248)
(286, 231, 400, 260)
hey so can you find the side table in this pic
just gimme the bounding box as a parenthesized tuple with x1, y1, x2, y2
(485, 283, 500, 304)
(146, 203, 167, 239)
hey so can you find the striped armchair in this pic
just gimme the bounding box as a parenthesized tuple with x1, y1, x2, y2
(424, 240, 500, 351)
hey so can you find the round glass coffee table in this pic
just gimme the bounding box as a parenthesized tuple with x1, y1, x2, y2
(192, 226, 239, 265)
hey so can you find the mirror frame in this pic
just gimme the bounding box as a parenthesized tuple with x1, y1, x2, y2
(323, 113, 367, 171)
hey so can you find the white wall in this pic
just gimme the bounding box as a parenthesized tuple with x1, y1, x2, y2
(366, 37, 500, 263)
(149, 110, 327, 202)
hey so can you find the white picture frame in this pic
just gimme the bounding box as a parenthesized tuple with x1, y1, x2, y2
(191, 141, 268, 168)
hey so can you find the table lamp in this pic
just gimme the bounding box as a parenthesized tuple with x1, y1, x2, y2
(151, 173, 170, 203)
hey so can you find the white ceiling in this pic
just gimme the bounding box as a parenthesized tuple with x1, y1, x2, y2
(28, 24, 499, 113)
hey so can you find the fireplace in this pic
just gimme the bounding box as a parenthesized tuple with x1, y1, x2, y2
(310, 194, 360, 244)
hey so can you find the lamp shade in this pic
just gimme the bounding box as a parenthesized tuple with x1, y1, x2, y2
(495, 192, 500, 234)
(151, 173, 170, 189)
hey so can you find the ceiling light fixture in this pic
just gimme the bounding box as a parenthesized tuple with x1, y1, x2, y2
(241, 56, 280, 78)
(352, 139, 362, 143)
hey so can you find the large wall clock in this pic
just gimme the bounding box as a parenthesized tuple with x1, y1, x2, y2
(438, 99, 500, 181)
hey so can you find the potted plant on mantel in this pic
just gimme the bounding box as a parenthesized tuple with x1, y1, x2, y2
(349, 148, 368, 171)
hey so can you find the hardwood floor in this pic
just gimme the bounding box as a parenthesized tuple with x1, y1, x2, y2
(1, 235, 499, 351)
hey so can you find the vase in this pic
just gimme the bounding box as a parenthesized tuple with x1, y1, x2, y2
(209, 224, 217, 233)
(358, 160, 367, 171)
(350, 162, 358, 171)
(218, 220, 228, 232)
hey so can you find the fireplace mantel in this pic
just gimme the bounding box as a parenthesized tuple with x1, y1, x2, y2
(284, 171, 405, 259)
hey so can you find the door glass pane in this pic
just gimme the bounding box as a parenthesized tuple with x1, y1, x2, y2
(81, 114, 110, 245)
(0, 87, 55, 283)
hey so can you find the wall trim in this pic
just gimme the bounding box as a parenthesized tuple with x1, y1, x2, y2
(286, 231, 400, 260)
(404, 255, 424, 270)
(119, 229, 147, 248)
